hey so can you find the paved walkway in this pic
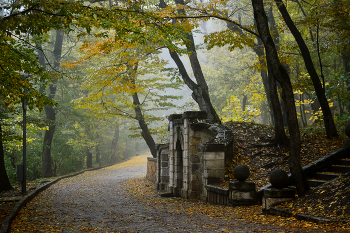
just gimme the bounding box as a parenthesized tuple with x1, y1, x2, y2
(9, 154, 332, 232)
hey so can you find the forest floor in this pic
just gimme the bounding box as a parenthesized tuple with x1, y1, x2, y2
(1, 121, 350, 232)
(222, 121, 350, 223)
(0, 154, 327, 232)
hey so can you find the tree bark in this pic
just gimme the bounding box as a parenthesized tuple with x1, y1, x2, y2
(161, 0, 221, 123)
(110, 123, 119, 164)
(132, 92, 157, 158)
(229, 11, 289, 145)
(96, 144, 101, 166)
(342, 52, 350, 111)
(252, 0, 309, 196)
(86, 148, 92, 169)
(168, 50, 221, 123)
(42, 30, 64, 177)
(128, 65, 157, 158)
(274, 0, 338, 138)
(0, 122, 13, 192)
(254, 39, 289, 146)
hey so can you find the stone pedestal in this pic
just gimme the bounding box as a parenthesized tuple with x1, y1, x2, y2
(262, 188, 295, 212)
(229, 181, 257, 206)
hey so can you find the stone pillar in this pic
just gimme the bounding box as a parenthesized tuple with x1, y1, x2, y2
(156, 144, 161, 190)
(229, 182, 257, 206)
(156, 144, 169, 190)
(262, 188, 295, 212)
(167, 114, 182, 195)
(182, 111, 208, 199)
(262, 169, 295, 212)
(202, 145, 225, 199)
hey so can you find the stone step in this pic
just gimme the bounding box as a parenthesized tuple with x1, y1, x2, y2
(312, 173, 339, 181)
(335, 159, 350, 166)
(343, 153, 350, 159)
(326, 165, 350, 174)
(307, 179, 326, 187)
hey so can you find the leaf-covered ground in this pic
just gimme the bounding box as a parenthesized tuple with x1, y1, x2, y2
(222, 121, 350, 222)
(223, 121, 347, 190)
(126, 177, 349, 232)
(1, 122, 349, 231)
(3, 154, 313, 232)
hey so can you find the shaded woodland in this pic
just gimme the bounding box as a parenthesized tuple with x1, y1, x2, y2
(0, 0, 349, 197)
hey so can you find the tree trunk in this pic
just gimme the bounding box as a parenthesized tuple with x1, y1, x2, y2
(132, 92, 157, 158)
(252, 0, 309, 196)
(161, 0, 221, 123)
(126, 65, 157, 158)
(0, 122, 13, 192)
(342, 52, 350, 111)
(86, 148, 92, 169)
(168, 50, 220, 123)
(42, 30, 64, 177)
(110, 123, 119, 164)
(96, 144, 101, 166)
(42, 103, 55, 177)
(254, 39, 289, 146)
(274, 0, 338, 138)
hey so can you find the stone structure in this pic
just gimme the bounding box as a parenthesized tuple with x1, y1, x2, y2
(229, 165, 257, 206)
(155, 144, 170, 190)
(262, 169, 295, 212)
(146, 157, 157, 183)
(155, 111, 234, 201)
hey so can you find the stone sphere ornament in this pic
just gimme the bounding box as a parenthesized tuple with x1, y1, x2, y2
(345, 123, 350, 138)
(233, 165, 250, 182)
(269, 169, 288, 189)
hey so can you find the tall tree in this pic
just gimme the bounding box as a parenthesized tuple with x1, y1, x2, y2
(252, 0, 309, 196)
(160, 0, 221, 123)
(0, 121, 13, 191)
(42, 30, 64, 177)
(110, 122, 119, 164)
(274, 0, 338, 138)
(224, 7, 288, 145)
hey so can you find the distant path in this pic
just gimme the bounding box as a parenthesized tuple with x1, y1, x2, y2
(10, 153, 330, 232)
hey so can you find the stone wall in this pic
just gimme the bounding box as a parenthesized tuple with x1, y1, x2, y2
(155, 111, 235, 201)
(146, 157, 157, 183)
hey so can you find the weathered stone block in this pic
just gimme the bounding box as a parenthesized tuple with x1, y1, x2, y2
(204, 152, 217, 160)
(161, 154, 169, 161)
(182, 111, 207, 119)
(184, 141, 189, 150)
(229, 182, 255, 192)
(161, 176, 169, 183)
(190, 146, 198, 155)
(204, 169, 224, 178)
(161, 167, 169, 175)
(262, 197, 294, 211)
(191, 154, 200, 163)
(205, 160, 224, 169)
(192, 164, 200, 173)
(230, 190, 256, 201)
(191, 137, 201, 145)
(263, 188, 295, 198)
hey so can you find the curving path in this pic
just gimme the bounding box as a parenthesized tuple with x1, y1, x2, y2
(9, 154, 334, 232)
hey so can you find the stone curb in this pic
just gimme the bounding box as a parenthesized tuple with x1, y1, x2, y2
(0, 163, 115, 233)
(269, 207, 348, 224)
